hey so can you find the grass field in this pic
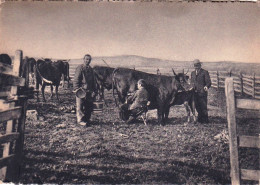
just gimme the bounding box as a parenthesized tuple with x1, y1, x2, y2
(19, 84, 259, 184)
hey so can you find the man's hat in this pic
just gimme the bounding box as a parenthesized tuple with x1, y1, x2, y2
(193, 59, 201, 66)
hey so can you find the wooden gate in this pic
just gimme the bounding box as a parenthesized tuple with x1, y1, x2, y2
(0, 50, 31, 182)
(225, 77, 260, 185)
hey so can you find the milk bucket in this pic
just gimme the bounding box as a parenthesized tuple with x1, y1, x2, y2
(75, 88, 86, 99)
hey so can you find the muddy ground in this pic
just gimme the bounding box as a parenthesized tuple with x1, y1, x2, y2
(19, 86, 259, 184)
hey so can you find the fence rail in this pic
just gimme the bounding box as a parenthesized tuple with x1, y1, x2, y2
(209, 70, 260, 100)
(0, 50, 31, 182)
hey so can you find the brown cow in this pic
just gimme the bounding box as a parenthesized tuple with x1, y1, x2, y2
(34, 59, 66, 102)
(94, 66, 195, 124)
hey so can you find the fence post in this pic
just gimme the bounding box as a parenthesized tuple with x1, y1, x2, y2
(157, 69, 161, 75)
(240, 72, 243, 96)
(217, 71, 219, 90)
(252, 73, 255, 98)
(225, 77, 241, 185)
(1, 50, 23, 182)
(229, 70, 232, 77)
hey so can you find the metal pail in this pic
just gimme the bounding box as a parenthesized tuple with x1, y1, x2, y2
(93, 101, 104, 113)
(75, 88, 86, 99)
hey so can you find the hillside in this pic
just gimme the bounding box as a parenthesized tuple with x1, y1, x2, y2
(68, 55, 260, 75)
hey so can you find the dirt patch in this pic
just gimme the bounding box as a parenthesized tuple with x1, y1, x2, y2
(19, 86, 259, 184)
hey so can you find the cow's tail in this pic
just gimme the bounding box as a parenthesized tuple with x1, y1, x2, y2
(112, 68, 119, 107)
(36, 62, 53, 84)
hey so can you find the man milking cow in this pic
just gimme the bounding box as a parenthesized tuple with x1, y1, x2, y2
(119, 79, 150, 124)
(73, 54, 97, 126)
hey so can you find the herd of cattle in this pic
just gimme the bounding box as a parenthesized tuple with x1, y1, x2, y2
(0, 53, 196, 125)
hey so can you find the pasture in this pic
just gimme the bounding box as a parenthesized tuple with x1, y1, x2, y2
(20, 85, 259, 184)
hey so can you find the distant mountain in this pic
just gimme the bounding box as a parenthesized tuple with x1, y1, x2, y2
(68, 55, 260, 75)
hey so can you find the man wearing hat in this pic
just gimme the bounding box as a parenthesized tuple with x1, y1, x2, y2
(191, 59, 211, 123)
(73, 54, 97, 126)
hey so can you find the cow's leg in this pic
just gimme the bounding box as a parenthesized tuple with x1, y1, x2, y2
(50, 85, 54, 99)
(157, 103, 165, 125)
(164, 106, 170, 121)
(184, 101, 191, 123)
(34, 66, 40, 101)
(31, 73, 35, 85)
(67, 78, 70, 88)
(36, 81, 40, 102)
(41, 83, 46, 102)
(55, 85, 60, 102)
(189, 97, 197, 123)
(117, 87, 128, 104)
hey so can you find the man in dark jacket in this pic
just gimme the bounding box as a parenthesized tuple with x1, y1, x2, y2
(73, 54, 97, 126)
(191, 59, 211, 123)
(124, 79, 149, 124)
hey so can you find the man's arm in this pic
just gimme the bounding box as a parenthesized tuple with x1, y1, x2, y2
(205, 70, 211, 89)
(73, 65, 82, 91)
(126, 91, 137, 104)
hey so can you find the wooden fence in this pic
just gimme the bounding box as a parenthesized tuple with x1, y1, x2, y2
(225, 77, 260, 185)
(210, 70, 260, 100)
(0, 50, 31, 182)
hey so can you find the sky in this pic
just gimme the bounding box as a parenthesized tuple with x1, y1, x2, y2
(0, 2, 260, 63)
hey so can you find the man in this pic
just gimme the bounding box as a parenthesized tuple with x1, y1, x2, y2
(191, 59, 211, 123)
(120, 79, 149, 124)
(73, 54, 97, 126)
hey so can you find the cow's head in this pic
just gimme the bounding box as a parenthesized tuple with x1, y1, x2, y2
(172, 69, 189, 84)
(93, 66, 114, 90)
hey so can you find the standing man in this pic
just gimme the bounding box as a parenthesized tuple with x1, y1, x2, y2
(73, 54, 97, 126)
(191, 59, 211, 123)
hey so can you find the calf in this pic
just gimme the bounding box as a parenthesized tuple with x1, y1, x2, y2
(171, 69, 196, 123)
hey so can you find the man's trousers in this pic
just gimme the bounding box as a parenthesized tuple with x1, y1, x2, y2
(194, 93, 209, 123)
(76, 96, 93, 123)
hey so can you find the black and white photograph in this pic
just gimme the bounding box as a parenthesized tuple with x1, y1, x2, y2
(0, 0, 259, 184)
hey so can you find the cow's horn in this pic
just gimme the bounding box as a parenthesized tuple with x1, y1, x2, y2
(185, 68, 190, 75)
(172, 68, 177, 76)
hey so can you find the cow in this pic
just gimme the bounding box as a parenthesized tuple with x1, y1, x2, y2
(0, 54, 12, 65)
(94, 66, 195, 124)
(111, 68, 185, 125)
(40, 59, 70, 88)
(34, 59, 66, 102)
